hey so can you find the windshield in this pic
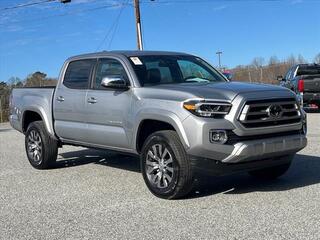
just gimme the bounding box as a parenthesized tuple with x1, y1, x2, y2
(128, 55, 227, 86)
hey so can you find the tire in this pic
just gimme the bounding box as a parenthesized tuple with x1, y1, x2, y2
(248, 155, 293, 180)
(25, 121, 58, 169)
(141, 130, 194, 199)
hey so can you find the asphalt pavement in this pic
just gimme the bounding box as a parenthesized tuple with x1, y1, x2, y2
(1, 112, 320, 240)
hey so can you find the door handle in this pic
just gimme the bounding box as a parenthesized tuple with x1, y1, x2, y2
(87, 97, 97, 104)
(56, 96, 64, 102)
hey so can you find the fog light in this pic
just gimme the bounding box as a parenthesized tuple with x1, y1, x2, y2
(209, 130, 228, 144)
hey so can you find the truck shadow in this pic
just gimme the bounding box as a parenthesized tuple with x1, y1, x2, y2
(188, 154, 320, 198)
(56, 148, 140, 172)
(56, 150, 320, 199)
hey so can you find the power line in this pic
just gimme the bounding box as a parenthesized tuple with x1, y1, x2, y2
(0, 0, 57, 11)
(95, 3, 127, 51)
(107, 3, 127, 50)
(0, 2, 130, 27)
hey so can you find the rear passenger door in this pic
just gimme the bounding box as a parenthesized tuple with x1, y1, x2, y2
(53, 59, 96, 142)
(84, 58, 133, 149)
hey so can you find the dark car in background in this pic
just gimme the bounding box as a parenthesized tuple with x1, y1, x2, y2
(279, 64, 320, 108)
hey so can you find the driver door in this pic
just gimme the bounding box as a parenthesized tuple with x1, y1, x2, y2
(84, 58, 133, 149)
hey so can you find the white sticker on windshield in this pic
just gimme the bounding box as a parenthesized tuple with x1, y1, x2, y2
(130, 57, 143, 65)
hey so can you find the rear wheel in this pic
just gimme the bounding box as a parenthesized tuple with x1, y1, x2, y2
(25, 121, 58, 169)
(141, 130, 194, 199)
(248, 155, 293, 180)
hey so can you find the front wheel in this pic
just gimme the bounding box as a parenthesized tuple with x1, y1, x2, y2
(25, 121, 58, 169)
(141, 130, 194, 199)
(248, 155, 293, 180)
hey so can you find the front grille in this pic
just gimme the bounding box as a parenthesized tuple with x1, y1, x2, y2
(239, 98, 301, 128)
(226, 129, 303, 145)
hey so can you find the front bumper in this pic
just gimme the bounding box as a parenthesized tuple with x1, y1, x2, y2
(188, 134, 307, 176)
(183, 114, 306, 163)
(221, 134, 307, 163)
(187, 132, 307, 164)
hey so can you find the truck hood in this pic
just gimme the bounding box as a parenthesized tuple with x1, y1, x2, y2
(149, 81, 287, 102)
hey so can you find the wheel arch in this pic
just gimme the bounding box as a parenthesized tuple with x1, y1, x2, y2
(21, 107, 55, 138)
(134, 111, 190, 153)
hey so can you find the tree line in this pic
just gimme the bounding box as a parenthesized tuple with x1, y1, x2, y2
(231, 53, 320, 84)
(0, 72, 57, 123)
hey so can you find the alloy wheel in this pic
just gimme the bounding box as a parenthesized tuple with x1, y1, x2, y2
(145, 144, 175, 189)
(27, 130, 43, 165)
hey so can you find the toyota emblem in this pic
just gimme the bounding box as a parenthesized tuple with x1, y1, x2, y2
(267, 104, 283, 118)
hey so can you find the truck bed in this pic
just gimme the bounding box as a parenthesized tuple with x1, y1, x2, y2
(10, 87, 56, 136)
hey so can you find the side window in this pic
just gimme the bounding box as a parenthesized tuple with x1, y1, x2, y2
(292, 66, 298, 78)
(285, 69, 291, 81)
(94, 58, 128, 89)
(286, 66, 297, 81)
(64, 59, 95, 89)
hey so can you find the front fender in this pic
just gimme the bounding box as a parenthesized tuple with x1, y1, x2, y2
(133, 108, 190, 151)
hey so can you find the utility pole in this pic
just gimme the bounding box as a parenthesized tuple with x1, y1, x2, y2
(134, 0, 143, 50)
(0, 96, 2, 123)
(216, 51, 222, 69)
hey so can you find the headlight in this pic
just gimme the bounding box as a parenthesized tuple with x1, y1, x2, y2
(183, 100, 232, 118)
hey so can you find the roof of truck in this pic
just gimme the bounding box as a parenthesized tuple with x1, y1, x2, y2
(67, 50, 191, 61)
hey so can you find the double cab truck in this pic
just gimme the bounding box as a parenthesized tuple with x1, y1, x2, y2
(279, 63, 320, 108)
(10, 51, 307, 199)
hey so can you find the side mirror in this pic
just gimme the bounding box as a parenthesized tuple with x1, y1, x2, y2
(101, 75, 128, 89)
(277, 76, 284, 81)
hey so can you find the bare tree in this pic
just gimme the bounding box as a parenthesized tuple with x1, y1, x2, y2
(251, 57, 265, 69)
(297, 54, 307, 64)
(268, 56, 279, 66)
(314, 53, 320, 64)
(287, 54, 297, 65)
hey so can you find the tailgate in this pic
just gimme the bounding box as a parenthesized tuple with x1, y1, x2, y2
(303, 75, 320, 93)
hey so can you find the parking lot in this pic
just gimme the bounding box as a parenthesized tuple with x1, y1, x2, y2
(0, 112, 319, 240)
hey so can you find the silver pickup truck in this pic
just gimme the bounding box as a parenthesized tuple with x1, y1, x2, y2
(10, 51, 307, 199)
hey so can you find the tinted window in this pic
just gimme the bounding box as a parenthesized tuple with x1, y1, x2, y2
(285, 66, 295, 81)
(144, 61, 173, 84)
(129, 55, 226, 86)
(94, 59, 128, 89)
(285, 68, 292, 80)
(64, 59, 96, 89)
(297, 65, 320, 76)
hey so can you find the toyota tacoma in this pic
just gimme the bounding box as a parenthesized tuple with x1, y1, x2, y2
(10, 51, 307, 199)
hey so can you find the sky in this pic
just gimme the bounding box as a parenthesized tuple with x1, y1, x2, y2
(0, 0, 320, 81)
